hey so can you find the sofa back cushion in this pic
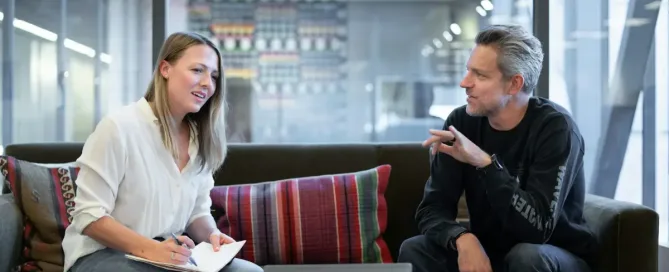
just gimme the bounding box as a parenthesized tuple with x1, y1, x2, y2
(4, 143, 453, 262)
(214, 143, 464, 260)
(215, 144, 380, 186)
(210, 165, 393, 266)
(0, 156, 79, 272)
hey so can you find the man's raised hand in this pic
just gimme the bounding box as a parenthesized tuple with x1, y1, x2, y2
(423, 126, 492, 168)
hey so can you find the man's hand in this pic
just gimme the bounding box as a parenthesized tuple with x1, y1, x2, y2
(422, 126, 491, 168)
(455, 234, 493, 272)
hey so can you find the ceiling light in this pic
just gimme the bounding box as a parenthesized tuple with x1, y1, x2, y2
(476, 6, 487, 16)
(481, 0, 494, 11)
(432, 38, 443, 48)
(442, 31, 453, 41)
(450, 23, 462, 35)
(0, 11, 111, 64)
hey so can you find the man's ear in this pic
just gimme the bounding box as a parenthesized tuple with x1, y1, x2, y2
(507, 74, 524, 95)
(159, 60, 171, 79)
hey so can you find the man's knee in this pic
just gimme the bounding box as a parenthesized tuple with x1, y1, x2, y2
(398, 235, 429, 262)
(504, 243, 548, 270)
(398, 235, 455, 272)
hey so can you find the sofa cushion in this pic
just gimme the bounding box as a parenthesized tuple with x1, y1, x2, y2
(210, 165, 393, 266)
(0, 156, 79, 272)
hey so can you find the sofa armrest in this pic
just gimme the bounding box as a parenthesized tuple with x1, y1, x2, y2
(0, 194, 23, 272)
(583, 194, 658, 272)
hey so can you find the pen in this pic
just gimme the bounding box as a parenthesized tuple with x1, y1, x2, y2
(170, 233, 198, 266)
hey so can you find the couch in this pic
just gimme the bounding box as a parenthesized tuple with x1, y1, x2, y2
(0, 142, 659, 271)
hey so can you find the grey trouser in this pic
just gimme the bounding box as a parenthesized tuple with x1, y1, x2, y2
(69, 248, 263, 272)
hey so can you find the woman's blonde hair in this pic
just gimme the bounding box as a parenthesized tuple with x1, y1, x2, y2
(144, 32, 227, 173)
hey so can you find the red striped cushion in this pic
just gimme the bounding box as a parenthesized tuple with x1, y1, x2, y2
(210, 165, 393, 266)
(0, 156, 79, 272)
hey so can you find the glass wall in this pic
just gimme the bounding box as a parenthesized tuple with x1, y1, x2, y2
(0, 0, 536, 147)
(0, 0, 533, 148)
(8, 0, 667, 244)
(167, 0, 532, 143)
(0, 0, 153, 148)
(2, 0, 667, 247)
(549, 0, 669, 243)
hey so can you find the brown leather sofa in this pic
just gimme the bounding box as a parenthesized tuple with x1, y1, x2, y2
(0, 143, 659, 271)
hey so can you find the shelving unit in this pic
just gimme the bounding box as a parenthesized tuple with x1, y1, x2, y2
(187, 0, 349, 143)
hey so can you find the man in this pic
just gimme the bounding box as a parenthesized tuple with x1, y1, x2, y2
(397, 25, 597, 272)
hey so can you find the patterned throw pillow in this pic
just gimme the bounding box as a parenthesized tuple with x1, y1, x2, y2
(0, 156, 79, 272)
(210, 165, 393, 266)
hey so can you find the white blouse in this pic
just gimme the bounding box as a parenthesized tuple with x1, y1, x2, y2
(62, 98, 215, 271)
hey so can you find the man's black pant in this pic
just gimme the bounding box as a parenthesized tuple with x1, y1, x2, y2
(397, 235, 591, 272)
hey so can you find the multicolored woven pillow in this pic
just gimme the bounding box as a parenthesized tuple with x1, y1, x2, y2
(210, 165, 393, 266)
(0, 156, 79, 272)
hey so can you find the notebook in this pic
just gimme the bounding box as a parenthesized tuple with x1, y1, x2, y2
(125, 240, 246, 272)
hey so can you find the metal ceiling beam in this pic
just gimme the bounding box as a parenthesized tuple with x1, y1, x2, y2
(589, 0, 661, 197)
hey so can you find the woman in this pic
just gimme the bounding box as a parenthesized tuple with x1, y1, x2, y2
(62, 32, 263, 272)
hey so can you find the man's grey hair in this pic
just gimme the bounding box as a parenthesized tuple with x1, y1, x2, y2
(474, 25, 544, 94)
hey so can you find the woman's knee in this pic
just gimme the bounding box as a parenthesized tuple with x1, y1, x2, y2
(69, 248, 165, 272)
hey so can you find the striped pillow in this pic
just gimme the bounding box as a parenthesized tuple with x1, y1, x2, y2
(0, 156, 79, 272)
(210, 165, 393, 266)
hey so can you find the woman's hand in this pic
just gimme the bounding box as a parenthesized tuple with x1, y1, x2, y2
(140, 235, 195, 265)
(209, 230, 235, 251)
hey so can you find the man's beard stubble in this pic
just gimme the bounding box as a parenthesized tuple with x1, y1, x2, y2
(466, 96, 511, 117)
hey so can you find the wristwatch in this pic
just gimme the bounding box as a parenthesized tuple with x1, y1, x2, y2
(477, 154, 503, 174)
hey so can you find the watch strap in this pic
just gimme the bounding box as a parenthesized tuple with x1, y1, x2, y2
(477, 154, 503, 174)
(448, 229, 469, 250)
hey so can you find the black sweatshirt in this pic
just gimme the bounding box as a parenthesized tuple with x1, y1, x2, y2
(416, 97, 597, 259)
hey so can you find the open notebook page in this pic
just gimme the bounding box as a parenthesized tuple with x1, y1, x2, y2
(125, 240, 246, 272)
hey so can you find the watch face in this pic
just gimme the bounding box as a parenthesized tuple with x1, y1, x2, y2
(492, 155, 504, 170)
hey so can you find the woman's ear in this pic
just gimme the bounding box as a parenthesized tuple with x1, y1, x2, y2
(159, 60, 171, 79)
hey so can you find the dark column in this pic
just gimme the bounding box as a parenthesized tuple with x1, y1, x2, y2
(152, 0, 168, 66)
(94, 0, 105, 125)
(642, 43, 655, 208)
(56, 0, 69, 141)
(226, 78, 253, 143)
(2, 0, 15, 146)
(590, 0, 660, 197)
(532, 0, 549, 98)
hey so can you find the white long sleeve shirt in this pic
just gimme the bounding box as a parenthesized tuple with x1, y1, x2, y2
(62, 98, 215, 271)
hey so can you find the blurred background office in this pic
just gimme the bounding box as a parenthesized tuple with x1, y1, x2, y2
(0, 0, 667, 244)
